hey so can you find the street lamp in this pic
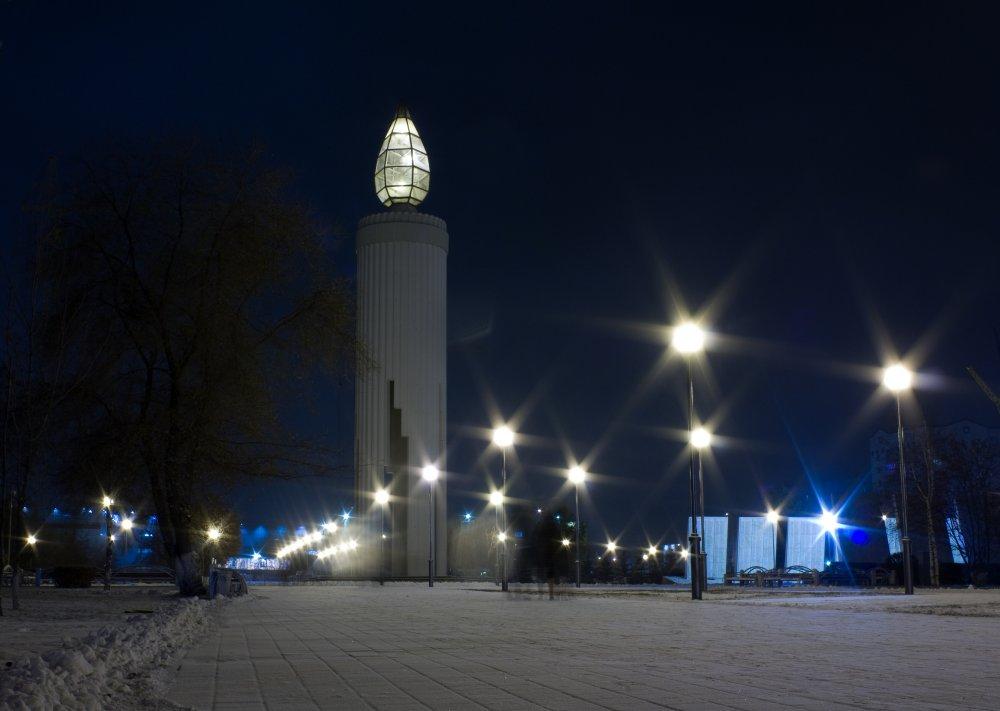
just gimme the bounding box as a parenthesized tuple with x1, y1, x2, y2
(206, 525, 222, 569)
(422, 464, 439, 587)
(26, 534, 37, 546)
(766, 509, 780, 569)
(493, 426, 515, 592)
(690, 425, 711, 593)
(375, 487, 390, 586)
(121, 517, 133, 559)
(673, 321, 705, 600)
(883, 362, 914, 595)
(568, 465, 586, 588)
(102, 495, 114, 591)
(818, 510, 838, 535)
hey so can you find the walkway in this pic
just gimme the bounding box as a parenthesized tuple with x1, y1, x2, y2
(166, 584, 1000, 710)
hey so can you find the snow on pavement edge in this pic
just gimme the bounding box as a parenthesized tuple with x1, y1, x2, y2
(0, 595, 224, 711)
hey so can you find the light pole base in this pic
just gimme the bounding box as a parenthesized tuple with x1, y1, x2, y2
(901, 537, 914, 595)
(689, 533, 702, 600)
(428, 559, 434, 587)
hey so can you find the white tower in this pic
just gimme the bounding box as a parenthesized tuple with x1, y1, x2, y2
(355, 106, 447, 577)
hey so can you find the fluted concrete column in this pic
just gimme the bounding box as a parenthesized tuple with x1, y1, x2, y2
(355, 210, 447, 577)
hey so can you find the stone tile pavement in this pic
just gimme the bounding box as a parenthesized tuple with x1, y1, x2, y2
(165, 584, 1000, 710)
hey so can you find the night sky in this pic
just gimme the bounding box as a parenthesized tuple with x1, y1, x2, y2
(3, 3, 999, 548)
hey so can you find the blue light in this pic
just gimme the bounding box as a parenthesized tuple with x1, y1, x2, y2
(463, 512, 472, 522)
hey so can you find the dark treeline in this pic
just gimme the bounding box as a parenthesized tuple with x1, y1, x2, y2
(1, 141, 360, 597)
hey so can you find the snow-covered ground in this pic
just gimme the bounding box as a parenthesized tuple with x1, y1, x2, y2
(0, 586, 222, 710)
(3, 584, 997, 709)
(0, 586, 177, 664)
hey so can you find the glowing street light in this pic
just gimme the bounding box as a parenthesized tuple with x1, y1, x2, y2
(690, 427, 712, 450)
(818, 510, 838, 535)
(642, 554, 649, 561)
(422, 464, 440, 587)
(765, 509, 780, 568)
(605, 541, 617, 554)
(322, 521, 338, 533)
(648, 545, 657, 557)
(492, 426, 515, 448)
(26, 534, 37, 546)
(101, 495, 114, 591)
(881, 513, 888, 522)
(489, 490, 504, 507)
(883, 362, 914, 595)
(421, 465, 440, 482)
(679, 548, 690, 559)
(671, 322, 705, 355)
(492, 426, 514, 592)
(497, 531, 507, 542)
(120, 518, 133, 531)
(883, 363, 913, 392)
(567, 466, 587, 588)
(562, 538, 571, 547)
(375, 485, 390, 586)
(206, 526, 222, 542)
(673, 320, 706, 601)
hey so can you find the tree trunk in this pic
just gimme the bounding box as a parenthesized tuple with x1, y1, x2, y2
(173, 549, 204, 597)
(925, 497, 939, 587)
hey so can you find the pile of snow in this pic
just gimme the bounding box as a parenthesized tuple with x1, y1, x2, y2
(1, 596, 217, 710)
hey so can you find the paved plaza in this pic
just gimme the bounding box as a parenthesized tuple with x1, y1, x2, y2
(165, 584, 999, 710)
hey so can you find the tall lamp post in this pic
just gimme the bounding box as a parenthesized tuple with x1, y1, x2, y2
(673, 322, 705, 600)
(766, 509, 780, 570)
(102, 496, 114, 591)
(492, 426, 514, 592)
(421, 465, 439, 587)
(489, 489, 504, 586)
(206, 525, 222, 560)
(375, 487, 390, 586)
(568, 466, 586, 588)
(884, 363, 915, 595)
(691, 426, 712, 590)
(120, 517, 133, 560)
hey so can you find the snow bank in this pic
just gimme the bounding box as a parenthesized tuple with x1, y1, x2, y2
(0, 596, 217, 710)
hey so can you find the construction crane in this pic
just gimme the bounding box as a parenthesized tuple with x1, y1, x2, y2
(966, 366, 1000, 416)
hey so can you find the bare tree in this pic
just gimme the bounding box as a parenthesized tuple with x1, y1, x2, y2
(1, 172, 108, 611)
(875, 424, 947, 586)
(31, 142, 359, 595)
(938, 435, 1000, 576)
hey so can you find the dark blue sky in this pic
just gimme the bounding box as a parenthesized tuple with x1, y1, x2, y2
(2, 2, 999, 547)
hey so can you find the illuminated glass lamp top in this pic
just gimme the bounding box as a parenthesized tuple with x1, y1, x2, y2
(374, 105, 430, 208)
